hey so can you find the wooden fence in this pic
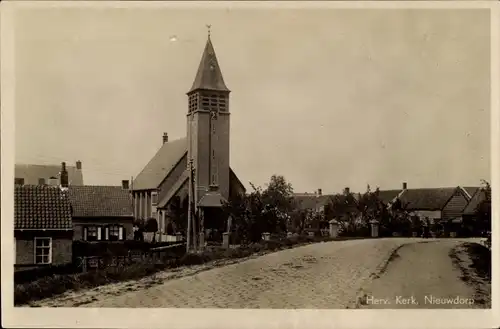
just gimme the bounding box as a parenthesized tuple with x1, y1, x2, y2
(76, 243, 185, 272)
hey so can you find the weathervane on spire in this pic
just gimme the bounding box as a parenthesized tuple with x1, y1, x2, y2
(206, 24, 212, 38)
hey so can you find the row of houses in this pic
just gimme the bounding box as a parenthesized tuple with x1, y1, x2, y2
(294, 182, 488, 227)
(14, 162, 134, 271)
(14, 160, 488, 271)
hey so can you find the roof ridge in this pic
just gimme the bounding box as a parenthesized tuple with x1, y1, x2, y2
(16, 163, 77, 168)
(70, 185, 126, 188)
(134, 137, 187, 178)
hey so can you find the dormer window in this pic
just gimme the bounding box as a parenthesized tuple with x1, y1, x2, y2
(38, 178, 46, 185)
(15, 178, 24, 186)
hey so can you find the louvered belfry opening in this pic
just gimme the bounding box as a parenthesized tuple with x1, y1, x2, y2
(188, 93, 199, 113)
(189, 92, 227, 113)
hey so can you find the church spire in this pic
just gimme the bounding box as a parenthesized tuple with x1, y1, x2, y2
(188, 28, 230, 94)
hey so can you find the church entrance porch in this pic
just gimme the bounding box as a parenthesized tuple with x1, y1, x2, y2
(200, 206, 227, 243)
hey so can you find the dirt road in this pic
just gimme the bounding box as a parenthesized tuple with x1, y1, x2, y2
(30, 238, 488, 309)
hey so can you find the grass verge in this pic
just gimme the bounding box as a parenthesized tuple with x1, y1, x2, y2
(449, 242, 491, 308)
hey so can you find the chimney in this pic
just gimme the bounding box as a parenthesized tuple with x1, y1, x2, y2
(402, 182, 407, 190)
(48, 176, 58, 186)
(318, 188, 322, 196)
(344, 187, 350, 195)
(60, 162, 69, 187)
(76, 160, 82, 170)
(122, 180, 130, 190)
(162, 132, 169, 144)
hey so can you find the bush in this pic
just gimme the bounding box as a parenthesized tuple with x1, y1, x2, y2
(73, 240, 182, 258)
(15, 263, 79, 285)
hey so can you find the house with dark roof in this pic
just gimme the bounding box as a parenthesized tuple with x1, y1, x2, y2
(294, 189, 331, 212)
(131, 34, 246, 242)
(68, 181, 134, 241)
(377, 183, 408, 207)
(14, 185, 73, 271)
(294, 188, 362, 213)
(462, 187, 487, 220)
(461, 187, 490, 236)
(395, 184, 478, 229)
(15, 161, 84, 186)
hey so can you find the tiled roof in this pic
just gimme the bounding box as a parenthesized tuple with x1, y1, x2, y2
(188, 37, 230, 93)
(294, 194, 331, 210)
(398, 187, 457, 211)
(133, 137, 245, 197)
(15, 163, 84, 186)
(376, 189, 403, 205)
(327, 193, 359, 214)
(463, 188, 487, 215)
(14, 185, 72, 230)
(68, 186, 133, 217)
(132, 138, 188, 191)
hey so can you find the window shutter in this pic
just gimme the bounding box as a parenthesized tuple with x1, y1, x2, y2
(119, 227, 124, 240)
(105, 227, 109, 241)
(83, 227, 88, 241)
(97, 227, 102, 241)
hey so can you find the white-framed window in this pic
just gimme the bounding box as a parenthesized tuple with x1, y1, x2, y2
(34, 237, 52, 265)
(151, 191, 158, 206)
(83, 226, 102, 241)
(109, 225, 120, 241)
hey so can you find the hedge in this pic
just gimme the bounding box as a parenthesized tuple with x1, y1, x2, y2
(72, 240, 182, 258)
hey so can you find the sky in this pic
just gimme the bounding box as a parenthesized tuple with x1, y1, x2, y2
(13, 6, 491, 194)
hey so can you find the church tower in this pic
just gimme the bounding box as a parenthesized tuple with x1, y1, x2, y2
(186, 31, 231, 207)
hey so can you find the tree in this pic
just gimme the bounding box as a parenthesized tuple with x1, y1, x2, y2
(389, 198, 412, 236)
(145, 218, 158, 232)
(260, 175, 295, 235)
(167, 195, 189, 234)
(326, 192, 362, 236)
(357, 186, 390, 229)
(222, 189, 252, 243)
(222, 175, 296, 242)
(475, 180, 491, 236)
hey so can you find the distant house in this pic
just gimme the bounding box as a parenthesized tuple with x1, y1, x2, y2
(68, 181, 134, 241)
(14, 185, 73, 271)
(377, 183, 408, 208)
(462, 187, 487, 220)
(294, 189, 331, 213)
(395, 185, 478, 228)
(461, 187, 489, 235)
(15, 161, 84, 186)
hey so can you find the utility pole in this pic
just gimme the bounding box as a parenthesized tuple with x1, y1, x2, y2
(187, 159, 193, 253)
(190, 161, 198, 252)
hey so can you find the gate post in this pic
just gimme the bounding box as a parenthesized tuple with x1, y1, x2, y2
(329, 219, 339, 238)
(370, 219, 380, 238)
